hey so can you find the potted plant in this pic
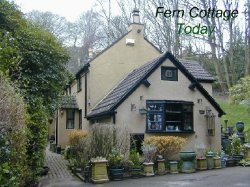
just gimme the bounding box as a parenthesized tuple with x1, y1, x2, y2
(179, 151, 196, 173)
(91, 157, 109, 184)
(195, 144, 207, 170)
(156, 155, 166, 175)
(213, 151, 221, 169)
(129, 148, 142, 178)
(169, 161, 179, 174)
(196, 156, 207, 170)
(231, 134, 243, 165)
(243, 143, 250, 161)
(108, 148, 125, 180)
(206, 150, 214, 169)
(141, 143, 156, 176)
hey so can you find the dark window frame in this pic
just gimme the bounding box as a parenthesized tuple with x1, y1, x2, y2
(77, 76, 82, 92)
(161, 66, 178, 81)
(68, 86, 71, 95)
(79, 109, 82, 129)
(146, 100, 193, 133)
(66, 109, 75, 129)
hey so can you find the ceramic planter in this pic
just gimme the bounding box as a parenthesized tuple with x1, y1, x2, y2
(179, 151, 196, 173)
(91, 159, 109, 184)
(130, 167, 142, 178)
(196, 158, 207, 170)
(157, 159, 166, 175)
(233, 155, 243, 166)
(143, 162, 154, 176)
(109, 168, 124, 180)
(226, 157, 235, 167)
(236, 121, 244, 133)
(169, 161, 178, 174)
(244, 145, 250, 161)
(206, 151, 214, 170)
(213, 157, 221, 169)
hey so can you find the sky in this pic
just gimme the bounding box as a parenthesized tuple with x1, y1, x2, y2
(13, 0, 98, 22)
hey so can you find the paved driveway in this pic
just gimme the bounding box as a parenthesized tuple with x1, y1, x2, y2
(39, 147, 83, 187)
(39, 147, 250, 187)
(84, 167, 250, 187)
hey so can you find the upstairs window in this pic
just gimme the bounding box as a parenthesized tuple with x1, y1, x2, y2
(77, 76, 82, 92)
(161, 66, 178, 81)
(66, 109, 75, 129)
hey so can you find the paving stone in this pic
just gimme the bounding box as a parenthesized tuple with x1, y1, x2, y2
(39, 146, 83, 186)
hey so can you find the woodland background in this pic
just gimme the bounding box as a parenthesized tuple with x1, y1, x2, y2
(25, 0, 250, 92)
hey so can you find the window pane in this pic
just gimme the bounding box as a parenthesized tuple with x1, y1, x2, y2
(67, 110, 74, 118)
(67, 120, 74, 129)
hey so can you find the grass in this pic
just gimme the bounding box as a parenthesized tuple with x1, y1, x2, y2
(217, 99, 250, 141)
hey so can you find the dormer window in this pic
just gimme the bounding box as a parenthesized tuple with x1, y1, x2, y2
(161, 66, 178, 81)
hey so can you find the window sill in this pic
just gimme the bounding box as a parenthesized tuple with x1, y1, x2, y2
(146, 130, 195, 134)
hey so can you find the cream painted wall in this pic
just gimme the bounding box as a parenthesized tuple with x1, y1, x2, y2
(57, 109, 80, 149)
(88, 24, 161, 109)
(201, 83, 213, 95)
(114, 58, 221, 152)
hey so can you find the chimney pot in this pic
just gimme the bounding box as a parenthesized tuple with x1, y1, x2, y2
(132, 9, 140, 24)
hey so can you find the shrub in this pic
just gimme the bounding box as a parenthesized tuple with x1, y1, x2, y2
(144, 136, 186, 160)
(25, 98, 50, 184)
(141, 143, 157, 163)
(0, 75, 28, 186)
(89, 124, 130, 159)
(129, 149, 141, 168)
(68, 130, 88, 147)
(231, 134, 243, 155)
(67, 130, 90, 169)
(108, 148, 124, 168)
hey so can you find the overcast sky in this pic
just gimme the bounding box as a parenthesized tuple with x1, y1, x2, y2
(13, 0, 99, 22)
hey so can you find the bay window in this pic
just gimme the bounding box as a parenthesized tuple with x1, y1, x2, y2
(146, 100, 193, 133)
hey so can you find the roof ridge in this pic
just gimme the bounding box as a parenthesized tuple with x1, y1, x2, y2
(87, 51, 224, 119)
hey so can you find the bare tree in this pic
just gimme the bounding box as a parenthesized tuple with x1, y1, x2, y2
(26, 11, 69, 44)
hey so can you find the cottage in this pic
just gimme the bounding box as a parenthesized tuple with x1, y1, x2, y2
(50, 9, 225, 152)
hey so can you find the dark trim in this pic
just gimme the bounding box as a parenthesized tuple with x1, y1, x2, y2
(161, 66, 178, 81)
(145, 130, 195, 134)
(106, 52, 224, 117)
(56, 110, 58, 145)
(76, 63, 89, 77)
(79, 109, 82, 129)
(142, 79, 151, 87)
(112, 113, 116, 124)
(167, 53, 225, 117)
(128, 22, 144, 27)
(188, 82, 196, 91)
(66, 109, 75, 129)
(84, 71, 88, 117)
(86, 111, 116, 120)
(197, 79, 215, 83)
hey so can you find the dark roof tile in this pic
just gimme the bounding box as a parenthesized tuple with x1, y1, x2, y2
(179, 59, 215, 82)
(87, 52, 224, 118)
